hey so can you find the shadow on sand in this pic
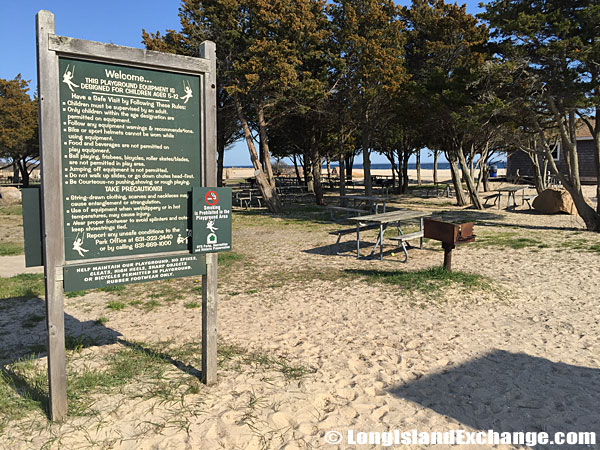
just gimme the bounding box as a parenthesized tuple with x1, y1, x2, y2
(0, 295, 203, 418)
(389, 349, 600, 449)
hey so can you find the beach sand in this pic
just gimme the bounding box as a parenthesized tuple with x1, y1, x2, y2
(1, 180, 599, 450)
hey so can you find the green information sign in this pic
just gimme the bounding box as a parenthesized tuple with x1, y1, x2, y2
(63, 254, 206, 292)
(192, 187, 232, 253)
(58, 57, 201, 262)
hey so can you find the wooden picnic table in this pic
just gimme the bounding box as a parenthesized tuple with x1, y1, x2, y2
(341, 194, 390, 214)
(348, 209, 429, 261)
(496, 186, 527, 209)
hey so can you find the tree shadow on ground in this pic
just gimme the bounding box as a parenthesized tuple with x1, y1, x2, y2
(389, 349, 600, 449)
(234, 204, 333, 225)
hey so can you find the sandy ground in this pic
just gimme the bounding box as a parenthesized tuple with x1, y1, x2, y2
(1, 180, 600, 450)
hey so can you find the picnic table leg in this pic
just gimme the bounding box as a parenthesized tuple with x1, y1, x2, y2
(498, 193, 501, 209)
(369, 224, 383, 258)
(419, 217, 424, 249)
(379, 224, 384, 260)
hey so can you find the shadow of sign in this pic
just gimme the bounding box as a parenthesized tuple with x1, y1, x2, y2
(388, 349, 600, 449)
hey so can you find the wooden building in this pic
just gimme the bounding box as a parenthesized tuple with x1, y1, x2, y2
(507, 122, 597, 184)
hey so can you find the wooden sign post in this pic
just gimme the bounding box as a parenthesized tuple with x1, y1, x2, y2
(35, 10, 218, 420)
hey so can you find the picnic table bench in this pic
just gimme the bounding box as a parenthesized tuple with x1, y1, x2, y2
(233, 188, 263, 208)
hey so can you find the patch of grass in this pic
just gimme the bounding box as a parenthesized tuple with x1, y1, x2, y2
(147, 279, 184, 303)
(0, 205, 22, 216)
(590, 243, 600, 253)
(143, 299, 161, 311)
(218, 251, 244, 267)
(98, 285, 126, 294)
(65, 290, 88, 298)
(474, 231, 547, 250)
(21, 314, 45, 329)
(233, 205, 331, 230)
(106, 300, 126, 311)
(267, 267, 347, 286)
(184, 301, 200, 309)
(94, 317, 108, 325)
(559, 238, 600, 254)
(65, 334, 96, 352)
(218, 343, 312, 380)
(0, 242, 24, 256)
(28, 344, 47, 354)
(129, 299, 143, 306)
(0, 355, 49, 431)
(345, 266, 490, 294)
(0, 273, 44, 300)
(245, 289, 259, 295)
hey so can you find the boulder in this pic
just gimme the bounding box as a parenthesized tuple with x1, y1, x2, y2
(532, 188, 576, 215)
(0, 187, 22, 206)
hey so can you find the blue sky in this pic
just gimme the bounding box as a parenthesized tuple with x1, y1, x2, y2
(1, 0, 485, 166)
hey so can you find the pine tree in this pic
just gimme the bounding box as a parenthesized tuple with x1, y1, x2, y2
(0, 75, 38, 187)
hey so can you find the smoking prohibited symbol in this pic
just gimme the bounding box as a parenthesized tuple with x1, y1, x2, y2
(205, 191, 219, 205)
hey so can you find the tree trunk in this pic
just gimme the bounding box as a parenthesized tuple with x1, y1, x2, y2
(416, 149, 421, 186)
(339, 156, 346, 206)
(17, 159, 30, 188)
(447, 153, 468, 206)
(384, 151, 396, 188)
(311, 131, 324, 205)
(402, 151, 410, 194)
(12, 162, 20, 185)
(234, 96, 282, 213)
(361, 123, 373, 196)
(433, 151, 439, 184)
(256, 102, 276, 183)
(345, 154, 354, 181)
(457, 147, 482, 209)
(397, 150, 404, 193)
(526, 151, 546, 194)
(292, 154, 302, 185)
(304, 150, 314, 192)
(482, 165, 489, 192)
(217, 139, 225, 187)
(326, 158, 331, 183)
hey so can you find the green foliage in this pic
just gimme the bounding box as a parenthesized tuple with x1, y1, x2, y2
(475, 231, 548, 250)
(0, 242, 24, 256)
(0, 274, 44, 300)
(346, 266, 490, 293)
(0, 75, 39, 186)
(0, 205, 22, 215)
(106, 301, 126, 311)
(65, 290, 87, 298)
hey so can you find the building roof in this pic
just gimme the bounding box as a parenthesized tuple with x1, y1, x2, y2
(576, 119, 595, 138)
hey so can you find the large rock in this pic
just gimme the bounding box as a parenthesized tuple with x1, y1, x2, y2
(532, 188, 576, 214)
(0, 187, 22, 206)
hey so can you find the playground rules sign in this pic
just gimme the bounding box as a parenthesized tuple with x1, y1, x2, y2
(192, 187, 232, 253)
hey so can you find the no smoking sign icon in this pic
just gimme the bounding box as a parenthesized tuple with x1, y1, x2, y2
(205, 191, 219, 205)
